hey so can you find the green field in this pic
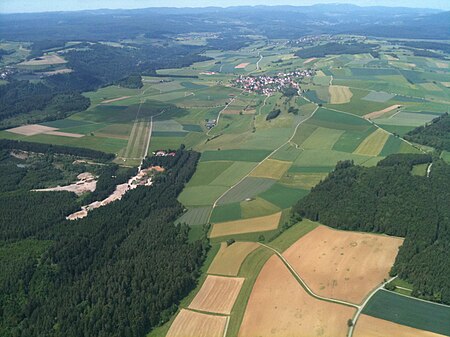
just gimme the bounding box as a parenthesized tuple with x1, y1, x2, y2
(362, 290, 450, 336)
(217, 177, 276, 205)
(175, 206, 212, 226)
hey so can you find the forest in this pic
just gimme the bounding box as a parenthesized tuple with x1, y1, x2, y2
(293, 154, 450, 304)
(294, 42, 379, 58)
(0, 147, 210, 337)
(404, 113, 450, 151)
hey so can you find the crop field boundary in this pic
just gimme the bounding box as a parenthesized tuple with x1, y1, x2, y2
(325, 106, 425, 154)
(207, 104, 320, 223)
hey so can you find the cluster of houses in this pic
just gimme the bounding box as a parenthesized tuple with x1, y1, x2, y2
(0, 67, 14, 80)
(289, 35, 330, 46)
(205, 119, 217, 129)
(234, 69, 315, 96)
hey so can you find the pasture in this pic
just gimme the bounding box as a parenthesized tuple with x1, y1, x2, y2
(283, 225, 403, 304)
(210, 212, 282, 238)
(166, 309, 227, 337)
(189, 275, 244, 315)
(362, 290, 450, 336)
(238, 255, 356, 337)
(208, 242, 259, 276)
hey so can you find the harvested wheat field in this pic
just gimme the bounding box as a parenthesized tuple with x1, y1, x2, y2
(166, 309, 228, 337)
(20, 54, 67, 66)
(208, 241, 259, 276)
(6, 124, 58, 136)
(363, 104, 401, 119)
(235, 63, 250, 69)
(238, 255, 355, 337)
(354, 128, 389, 156)
(329, 85, 353, 104)
(250, 159, 292, 180)
(210, 212, 282, 238)
(354, 314, 446, 337)
(188, 275, 244, 315)
(101, 96, 131, 104)
(283, 225, 403, 304)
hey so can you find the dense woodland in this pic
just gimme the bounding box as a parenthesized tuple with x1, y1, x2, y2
(405, 113, 450, 151)
(295, 42, 379, 58)
(0, 147, 209, 337)
(293, 154, 450, 304)
(0, 6, 448, 42)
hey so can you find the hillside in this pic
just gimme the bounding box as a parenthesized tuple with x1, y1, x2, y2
(293, 154, 450, 304)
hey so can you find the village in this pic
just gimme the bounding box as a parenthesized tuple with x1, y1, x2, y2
(233, 68, 315, 96)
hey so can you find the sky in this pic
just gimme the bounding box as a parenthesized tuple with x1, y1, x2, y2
(0, 0, 449, 13)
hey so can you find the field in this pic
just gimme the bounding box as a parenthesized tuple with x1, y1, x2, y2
(166, 309, 228, 337)
(354, 128, 390, 156)
(3, 35, 449, 337)
(249, 159, 292, 179)
(19, 54, 66, 65)
(283, 226, 403, 304)
(328, 85, 353, 104)
(238, 255, 356, 337)
(210, 212, 282, 238)
(354, 314, 447, 337)
(188, 275, 244, 315)
(362, 290, 450, 336)
(207, 242, 259, 276)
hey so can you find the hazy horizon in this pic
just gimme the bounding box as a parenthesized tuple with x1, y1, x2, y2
(1, 0, 449, 14)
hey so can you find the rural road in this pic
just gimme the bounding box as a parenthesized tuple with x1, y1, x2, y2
(259, 242, 402, 337)
(258, 242, 359, 308)
(256, 53, 263, 71)
(347, 276, 398, 337)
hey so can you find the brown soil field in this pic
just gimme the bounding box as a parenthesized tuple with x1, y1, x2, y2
(303, 57, 317, 64)
(435, 62, 448, 69)
(188, 275, 244, 315)
(354, 314, 446, 337)
(283, 225, 403, 304)
(210, 212, 282, 238)
(6, 124, 58, 136)
(441, 82, 450, 88)
(235, 63, 250, 69)
(166, 309, 228, 337)
(20, 54, 67, 66)
(250, 159, 292, 180)
(363, 104, 402, 119)
(238, 255, 355, 337)
(208, 242, 259, 276)
(45, 131, 84, 138)
(101, 96, 131, 104)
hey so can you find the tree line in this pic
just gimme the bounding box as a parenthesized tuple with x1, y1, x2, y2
(1, 147, 209, 337)
(293, 154, 450, 304)
(404, 113, 450, 152)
